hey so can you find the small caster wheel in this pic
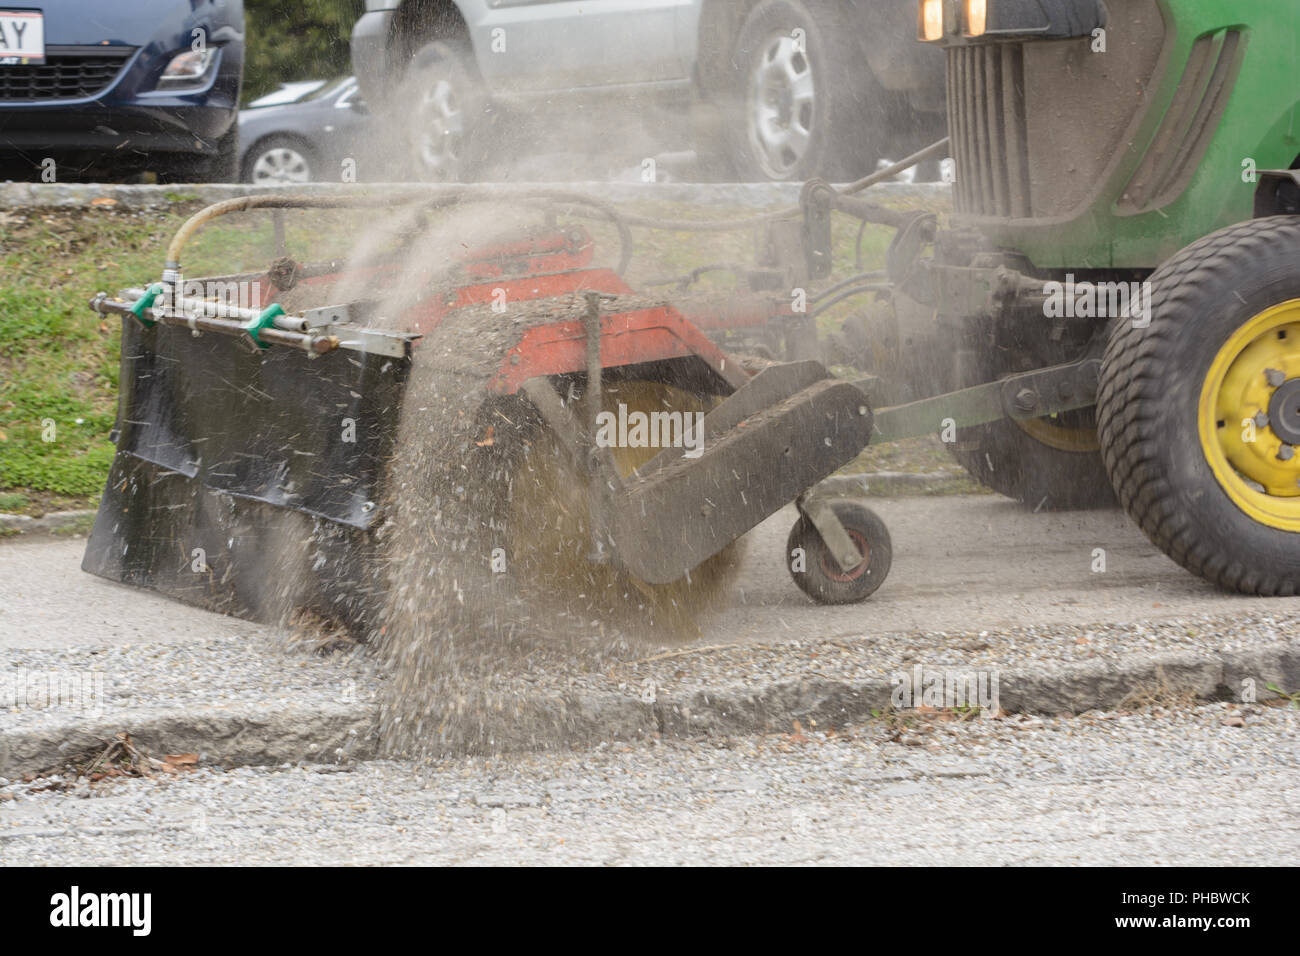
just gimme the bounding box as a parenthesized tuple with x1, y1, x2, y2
(786, 499, 891, 604)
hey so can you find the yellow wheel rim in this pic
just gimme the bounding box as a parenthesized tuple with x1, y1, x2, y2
(1016, 415, 1101, 452)
(1198, 299, 1300, 532)
(1003, 347, 1102, 452)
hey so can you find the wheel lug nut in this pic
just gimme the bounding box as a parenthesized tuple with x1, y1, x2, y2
(1278, 444, 1296, 462)
(1254, 411, 1269, 428)
(1265, 368, 1286, 387)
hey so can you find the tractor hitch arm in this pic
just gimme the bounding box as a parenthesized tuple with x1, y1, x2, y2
(871, 358, 1102, 443)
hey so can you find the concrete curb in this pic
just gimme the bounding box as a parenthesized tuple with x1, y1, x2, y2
(659, 644, 1300, 737)
(0, 510, 95, 536)
(5, 641, 1295, 777)
(0, 180, 950, 211)
(0, 702, 377, 779)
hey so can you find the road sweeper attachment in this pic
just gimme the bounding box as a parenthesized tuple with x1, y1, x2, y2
(83, 194, 891, 636)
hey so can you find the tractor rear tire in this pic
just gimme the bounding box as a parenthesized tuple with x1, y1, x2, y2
(945, 339, 1114, 510)
(947, 417, 1115, 511)
(1096, 216, 1300, 596)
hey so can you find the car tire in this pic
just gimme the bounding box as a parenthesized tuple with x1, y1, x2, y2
(156, 124, 239, 184)
(397, 40, 487, 182)
(241, 135, 317, 185)
(725, 0, 886, 182)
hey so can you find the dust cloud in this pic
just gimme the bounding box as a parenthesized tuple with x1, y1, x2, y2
(277, 196, 744, 758)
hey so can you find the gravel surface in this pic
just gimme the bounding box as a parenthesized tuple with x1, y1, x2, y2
(6, 499, 1296, 861)
(3, 702, 1295, 865)
(5, 496, 1299, 760)
(610, 610, 1300, 693)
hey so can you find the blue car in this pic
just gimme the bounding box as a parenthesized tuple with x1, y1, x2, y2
(0, 0, 244, 182)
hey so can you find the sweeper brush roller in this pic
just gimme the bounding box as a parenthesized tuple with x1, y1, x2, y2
(82, 195, 892, 637)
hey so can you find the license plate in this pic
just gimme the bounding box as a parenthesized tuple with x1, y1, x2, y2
(0, 10, 44, 65)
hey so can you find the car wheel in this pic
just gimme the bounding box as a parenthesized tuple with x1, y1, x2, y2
(727, 0, 885, 181)
(243, 136, 316, 185)
(398, 41, 486, 182)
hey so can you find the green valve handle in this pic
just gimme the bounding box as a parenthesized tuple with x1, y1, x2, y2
(128, 282, 168, 328)
(244, 303, 285, 349)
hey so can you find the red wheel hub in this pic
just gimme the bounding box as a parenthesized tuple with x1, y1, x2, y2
(818, 528, 870, 582)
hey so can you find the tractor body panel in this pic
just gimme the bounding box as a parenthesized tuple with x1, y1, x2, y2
(943, 0, 1300, 270)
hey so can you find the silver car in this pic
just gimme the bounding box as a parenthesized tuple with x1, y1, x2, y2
(351, 0, 944, 182)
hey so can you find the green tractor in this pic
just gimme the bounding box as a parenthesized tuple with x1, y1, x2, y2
(859, 0, 1300, 593)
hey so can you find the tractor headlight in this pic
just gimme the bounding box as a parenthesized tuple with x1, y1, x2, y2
(918, 0, 945, 41)
(948, 0, 1107, 41)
